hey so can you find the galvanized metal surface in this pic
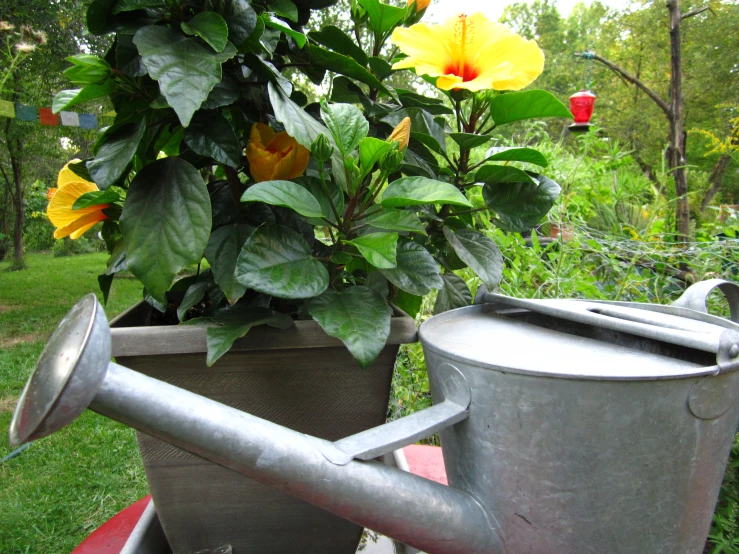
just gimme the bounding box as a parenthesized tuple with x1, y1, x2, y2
(92, 363, 500, 553)
(420, 279, 739, 553)
(111, 301, 417, 554)
(9, 293, 110, 445)
(323, 364, 470, 465)
(11, 280, 739, 554)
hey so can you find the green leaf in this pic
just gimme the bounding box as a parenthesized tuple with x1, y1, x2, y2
(449, 133, 494, 151)
(134, 25, 223, 127)
(181, 12, 229, 53)
(268, 82, 347, 191)
(320, 101, 368, 156)
(88, 120, 146, 189)
(331, 252, 353, 265)
(382, 108, 446, 154)
(69, 160, 93, 182)
(73, 189, 120, 210)
(382, 177, 472, 209)
(183, 110, 241, 167)
(241, 181, 324, 218)
(206, 305, 293, 366)
(116, 34, 148, 77)
(297, 177, 344, 223)
(379, 240, 442, 296)
(397, 88, 453, 115)
(482, 173, 561, 232)
(489, 90, 572, 127)
(64, 59, 111, 85)
(52, 82, 115, 114)
(309, 25, 367, 66)
(204, 224, 254, 304)
(475, 164, 537, 184)
(120, 158, 212, 304)
(202, 76, 240, 109)
(358, 0, 406, 34)
(234, 225, 329, 299)
(307, 44, 392, 98)
(264, 15, 307, 48)
(365, 271, 389, 298)
(366, 207, 427, 235)
(393, 290, 422, 319)
(433, 272, 472, 315)
(306, 286, 392, 369)
(177, 281, 208, 321)
(270, 0, 298, 21)
(443, 228, 503, 289)
(205, 0, 258, 51)
(368, 56, 393, 80)
(484, 147, 548, 168)
(112, 0, 165, 13)
(345, 232, 398, 269)
(359, 137, 393, 178)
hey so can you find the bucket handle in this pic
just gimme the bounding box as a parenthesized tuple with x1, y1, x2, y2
(671, 279, 739, 324)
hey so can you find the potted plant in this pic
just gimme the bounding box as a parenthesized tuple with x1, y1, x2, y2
(46, 0, 571, 550)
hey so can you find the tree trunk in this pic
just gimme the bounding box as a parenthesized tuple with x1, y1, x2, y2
(8, 129, 24, 268)
(700, 155, 732, 214)
(667, 0, 690, 242)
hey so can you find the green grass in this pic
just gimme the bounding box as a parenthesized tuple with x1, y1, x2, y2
(0, 252, 148, 554)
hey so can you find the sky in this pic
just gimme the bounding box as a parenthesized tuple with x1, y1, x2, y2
(425, 0, 631, 23)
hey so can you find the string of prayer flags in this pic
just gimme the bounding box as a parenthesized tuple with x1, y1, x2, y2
(0, 100, 14, 119)
(78, 113, 98, 130)
(15, 104, 37, 121)
(0, 101, 99, 131)
(60, 111, 80, 127)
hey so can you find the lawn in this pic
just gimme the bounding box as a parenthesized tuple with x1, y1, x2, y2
(0, 252, 148, 554)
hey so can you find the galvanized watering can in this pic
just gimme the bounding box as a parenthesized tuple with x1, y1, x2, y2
(9, 279, 739, 553)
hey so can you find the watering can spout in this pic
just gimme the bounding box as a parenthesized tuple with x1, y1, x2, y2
(9, 295, 503, 554)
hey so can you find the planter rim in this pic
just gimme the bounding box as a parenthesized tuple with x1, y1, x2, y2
(109, 300, 417, 358)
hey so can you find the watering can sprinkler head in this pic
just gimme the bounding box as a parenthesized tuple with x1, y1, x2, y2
(9, 294, 111, 447)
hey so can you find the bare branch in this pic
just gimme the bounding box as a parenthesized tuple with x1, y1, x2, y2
(682, 5, 714, 20)
(575, 52, 672, 118)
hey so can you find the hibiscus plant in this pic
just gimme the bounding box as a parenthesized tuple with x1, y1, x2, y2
(49, 0, 572, 368)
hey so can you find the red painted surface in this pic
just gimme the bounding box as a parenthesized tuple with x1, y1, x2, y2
(403, 444, 448, 485)
(72, 495, 152, 554)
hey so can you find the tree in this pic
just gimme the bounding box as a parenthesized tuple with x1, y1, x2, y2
(0, 0, 108, 268)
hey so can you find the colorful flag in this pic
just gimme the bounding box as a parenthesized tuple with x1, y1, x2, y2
(15, 104, 37, 121)
(39, 108, 59, 126)
(79, 113, 98, 130)
(0, 100, 15, 118)
(60, 111, 80, 127)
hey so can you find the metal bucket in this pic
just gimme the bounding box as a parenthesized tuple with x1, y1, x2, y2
(420, 280, 739, 554)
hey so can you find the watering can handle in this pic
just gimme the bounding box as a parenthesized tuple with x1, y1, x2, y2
(671, 279, 739, 324)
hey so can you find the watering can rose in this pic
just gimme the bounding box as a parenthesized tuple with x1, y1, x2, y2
(47, 161, 110, 239)
(246, 123, 310, 183)
(391, 13, 545, 92)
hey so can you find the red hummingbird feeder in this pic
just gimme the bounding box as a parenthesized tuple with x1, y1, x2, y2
(569, 89, 596, 133)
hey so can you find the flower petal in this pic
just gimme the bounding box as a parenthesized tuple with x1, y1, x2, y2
(53, 210, 108, 240)
(47, 180, 100, 228)
(286, 143, 310, 179)
(392, 12, 544, 91)
(271, 146, 298, 180)
(57, 159, 85, 188)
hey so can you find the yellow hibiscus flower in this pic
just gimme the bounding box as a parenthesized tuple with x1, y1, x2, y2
(391, 13, 545, 92)
(245, 123, 310, 183)
(47, 161, 110, 239)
